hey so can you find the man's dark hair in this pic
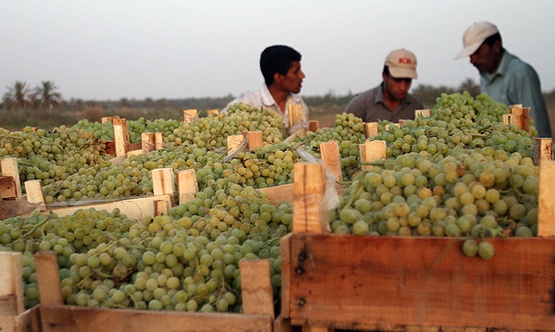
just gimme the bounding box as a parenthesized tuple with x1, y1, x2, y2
(260, 45, 301, 86)
(383, 65, 390, 77)
(483, 32, 502, 48)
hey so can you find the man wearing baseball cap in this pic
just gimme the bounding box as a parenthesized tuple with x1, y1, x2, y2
(345, 48, 424, 123)
(456, 21, 552, 138)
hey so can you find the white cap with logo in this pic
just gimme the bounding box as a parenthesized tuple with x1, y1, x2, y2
(385, 48, 418, 79)
(455, 21, 499, 60)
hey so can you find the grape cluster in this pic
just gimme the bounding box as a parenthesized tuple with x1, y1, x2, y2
(0, 126, 111, 189)
(370, 93, 536, 160)
(1, 173, 293, 311)
(330, 149, 538, 259)
(166, 103, 286, 149)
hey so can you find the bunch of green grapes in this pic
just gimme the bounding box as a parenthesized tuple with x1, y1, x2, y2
(0, 208, 135, 309)
(166, 103, 286, 149)
(297, 113, 366, 179)
(369, 93, 536, 160)
(75, 117, 181, 144)
(0, 126, 111, 189)
(330, 149, 538, 260)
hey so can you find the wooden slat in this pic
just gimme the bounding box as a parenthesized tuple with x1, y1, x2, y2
(246, 131, 263, 150)
(364, 122, 378, 138)
(34, 251, 63, 306)
(359, 140, 386, 171)
(415, 109, 431, 118)
(258, 184, 294, 206)
(1, 158, 22, 198)
(538, 160, 555, 237)
(47, 194, 172, 220)
(141, 132, 156, 154)
(152, 168, 175, 204)
(279, 234, 292, 320)
(183, 109, 198, 124)
(239, 260, 274, 319)
(0, 252, 25, 313)
(288, 104, 304, 129)
(177, 169, 198, 205)
(293, 163, 328, 234)
(308, 121, 319, 132)
(284, 234, 555, 331)
(534, 138, 553, 165)
(319, 142, 342, 182)
(38, 305, 272, 332)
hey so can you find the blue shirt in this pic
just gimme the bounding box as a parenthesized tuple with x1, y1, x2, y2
(344, 83, 424, 123)
(481, 51, 552, 137)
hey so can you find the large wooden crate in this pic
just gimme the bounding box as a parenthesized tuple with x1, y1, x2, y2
(279, 162, 555, 331)
(34, 252, 275, 332)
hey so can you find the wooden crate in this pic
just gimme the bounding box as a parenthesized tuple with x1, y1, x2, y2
(278, 162, 555, 331)
(0, 252, 40, 332)
(34, 252, 275, 332)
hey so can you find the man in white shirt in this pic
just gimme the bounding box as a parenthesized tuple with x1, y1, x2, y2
(222, 45, 309, 132)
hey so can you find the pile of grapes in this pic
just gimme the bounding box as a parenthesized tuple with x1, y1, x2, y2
(0, 90, 548, 317)
(1, 173, 293, 311)
(329, 92, 541, 260)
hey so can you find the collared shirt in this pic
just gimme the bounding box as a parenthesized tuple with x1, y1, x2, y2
(344, 83, 424, 123)
(222, 84, 310, 131)
(481, 50, 552, 137)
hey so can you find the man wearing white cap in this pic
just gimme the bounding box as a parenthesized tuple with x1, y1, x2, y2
(456, 21, 552, 138)
(345, 48, 424, 123)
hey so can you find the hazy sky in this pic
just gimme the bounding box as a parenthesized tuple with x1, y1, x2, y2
(2, 1, 554, 101)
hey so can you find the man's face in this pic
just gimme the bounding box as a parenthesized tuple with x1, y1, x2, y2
(469, 42, 499, 74)
(279, 61, 305, 94)
(383, 73, 412, 102)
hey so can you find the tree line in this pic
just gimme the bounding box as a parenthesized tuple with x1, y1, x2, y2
(2, 78, 555, 114)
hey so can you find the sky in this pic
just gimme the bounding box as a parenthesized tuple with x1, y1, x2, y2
(1, 0, 554, 101)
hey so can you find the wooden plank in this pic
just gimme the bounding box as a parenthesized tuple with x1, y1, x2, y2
(113, 122, 128, 157)
(293, 163, 328, 234)
(538, 160, 555, 237)
(239, 260, 274, 319)
(364, 122, 378, 138)
(38, 305, 272, 332)
(0, 296, 19, 332)
(284, 234, 555, 331)
(177, 169, 198, 205)
(1, 158, 22, 198)
(510, 105, 531, 133)
(0, 176, 17, 199)
(415, 109, 431, 118)
(141, 132, 156, 154)
(359, 140, 386, 171)
(15, 307, 40, 332)
(47, 194, 172, 220)
(279, 234, 292, 320)
(25, 180, 45, 208)
(308, 121, 319, 132)
(319, 141, 342, 182)
(34, 251, 63, 306)
(246, 131, 263, 150)
(0, 252, 25, 313)
(258, 184, 294, 206)
(288, 104, 304, 129)
(183, 109, 198, 124)
(227, 135, 244, 155)
(152, 168, 175, 200)
(534, 138, 553, 165)
(207, 109, 220, 116)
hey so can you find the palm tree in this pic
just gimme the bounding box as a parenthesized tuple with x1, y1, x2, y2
(2, 81, 32, 110)
(35, 80, 63, 109)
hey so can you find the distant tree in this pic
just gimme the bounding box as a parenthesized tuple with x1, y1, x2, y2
(457, 78, 480, 97)
(2, 81, 33, 110)
(34, 80, 63, 109)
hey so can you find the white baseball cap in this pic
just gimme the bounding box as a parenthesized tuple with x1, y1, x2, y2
(385, 48, 418, 79)
(455, 21, 499, 60)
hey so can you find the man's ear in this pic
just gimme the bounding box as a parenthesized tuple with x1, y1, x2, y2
(273, 72, 284, 85)
(492, 40, 502, 53)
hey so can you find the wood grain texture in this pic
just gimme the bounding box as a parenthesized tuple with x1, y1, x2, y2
(283, 234, 555, 331)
